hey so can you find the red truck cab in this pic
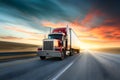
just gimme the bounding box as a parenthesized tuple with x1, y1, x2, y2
(37, 26, 80, 60)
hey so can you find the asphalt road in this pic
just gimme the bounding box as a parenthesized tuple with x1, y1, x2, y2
(0, 51, 120, 80)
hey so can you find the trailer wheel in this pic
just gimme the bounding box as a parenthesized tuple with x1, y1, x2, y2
(69, 49, 73, 56)
(40, 56, 46, 60)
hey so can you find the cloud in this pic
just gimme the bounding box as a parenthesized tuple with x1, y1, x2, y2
(0, 0, 76, 32)
(41, 20, 66, 28)
(5, 26, 45, 39)
(0, 0, 70, 21)
(5, 26, 37, 34)
(81, 9, 104, 28)
(90, 26, 120, 41)
(40, 19, 88, 37)
(0, 36, 22, 40)
(1, 0, 120, 27)
(92, 0, 120, 19)
(40, 15, 120, 43)
(59, 0, 120, 19)
(58, 0, 92, 15)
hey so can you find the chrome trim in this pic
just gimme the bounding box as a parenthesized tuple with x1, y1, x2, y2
(37, 50, 62, 57)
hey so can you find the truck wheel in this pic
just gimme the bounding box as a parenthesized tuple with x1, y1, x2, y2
(77, 50, 80, 53)
(63, 49, 67, 57)
(40, 56, 46, 60)
(69, 53, 73, 56)
(60, 53, 64, 60)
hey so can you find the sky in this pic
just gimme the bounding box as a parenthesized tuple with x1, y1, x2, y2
(0, 0, 120, 49)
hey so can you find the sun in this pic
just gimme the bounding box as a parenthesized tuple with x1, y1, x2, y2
(79, 42, 100, 50)
(80, 43, 91, 49)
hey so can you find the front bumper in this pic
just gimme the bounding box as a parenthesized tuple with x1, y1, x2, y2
(37, 50, 62, 57)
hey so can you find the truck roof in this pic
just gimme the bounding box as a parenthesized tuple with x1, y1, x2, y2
(52, 27, 68, 35)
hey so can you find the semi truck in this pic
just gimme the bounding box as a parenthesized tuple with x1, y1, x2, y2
(37, 26, 80, 60)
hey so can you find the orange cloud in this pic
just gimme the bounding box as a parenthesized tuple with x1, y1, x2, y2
(5, 26, 37, 34)
(40, 18, 88, 37)
(41, 21, 66, 28)
(81, 9, 104, 27)
(90, 26, 120, 41)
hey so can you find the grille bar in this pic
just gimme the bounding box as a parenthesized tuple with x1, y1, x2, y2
(43, 40, 53, 50)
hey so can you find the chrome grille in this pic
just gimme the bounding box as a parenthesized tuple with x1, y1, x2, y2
(43, 40, 53, 50)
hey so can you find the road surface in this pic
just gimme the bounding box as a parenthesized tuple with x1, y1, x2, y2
(0, 51, 120, 80)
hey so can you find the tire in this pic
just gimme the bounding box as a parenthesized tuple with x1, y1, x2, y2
(77, 50, 80, 53)
(60, 53, 64, 60)
(69, 52, 72, 56)
(63, 49, 67, 57)
(69, 49, 73, 56)
(40, 56, 46, 60)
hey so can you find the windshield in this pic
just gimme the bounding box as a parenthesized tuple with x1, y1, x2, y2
(48, 34, 63, 40)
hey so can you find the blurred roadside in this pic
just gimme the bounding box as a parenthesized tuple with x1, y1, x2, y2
(0, 41, 38, 62)
(90, 47, 120, 54)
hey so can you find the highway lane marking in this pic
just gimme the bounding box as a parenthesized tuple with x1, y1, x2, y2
(51, 61, 74, 80)
(49, 55, 79, 80)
